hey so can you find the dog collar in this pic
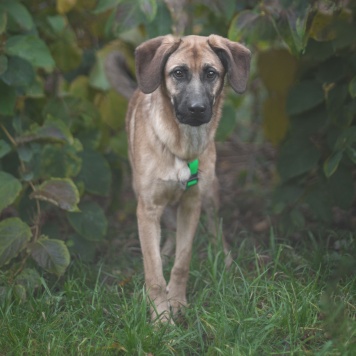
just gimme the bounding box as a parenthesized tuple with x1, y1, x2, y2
(186, 159, 199, 188)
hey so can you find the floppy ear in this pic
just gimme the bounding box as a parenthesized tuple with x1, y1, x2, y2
(135, 35, 181, 94)
(208, 35, 251, 94)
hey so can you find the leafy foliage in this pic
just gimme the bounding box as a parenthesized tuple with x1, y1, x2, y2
(0, 0, 135, 298)
(0, 172, 22, 212)
(230, 0, 356, 229)
(31, 237, 70, 276)
(0, 218, 31, 266)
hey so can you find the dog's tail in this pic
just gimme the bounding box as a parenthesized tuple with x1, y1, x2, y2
(104, 51, 137, 100)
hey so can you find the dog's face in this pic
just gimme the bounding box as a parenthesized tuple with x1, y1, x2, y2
(164, 37, 225, 127)
(135, 34, 251, 126)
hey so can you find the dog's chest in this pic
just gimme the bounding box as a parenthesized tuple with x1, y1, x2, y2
(152, 158, 194, 205)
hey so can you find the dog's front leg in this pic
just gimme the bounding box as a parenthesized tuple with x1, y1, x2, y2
(136, 199, 170, 322)
(167, 193, 201, 315)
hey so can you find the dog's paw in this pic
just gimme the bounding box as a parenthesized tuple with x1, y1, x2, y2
(168, 297, 188, 316)
(152, 310, 175, 326)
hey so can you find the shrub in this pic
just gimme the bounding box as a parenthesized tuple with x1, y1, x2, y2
(0, 0, 125, 300)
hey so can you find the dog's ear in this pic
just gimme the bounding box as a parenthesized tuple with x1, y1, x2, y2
(135, 35, 181, 94)
(208, 35, 251, 94)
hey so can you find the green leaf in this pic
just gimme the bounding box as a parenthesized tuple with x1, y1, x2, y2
(56, 0, 77, 14)
(67, 201, 108, 241)
(308, 10, 335, 42)
(92, 0, 120, 14)
(334, 127, 356, 151)
(289, 107, 327, 137)
(31, 237, 70, 276)
(272, 184, 303, 214)
(108, 130, 127, 157)
(327, 164, 355, 209)
(0, 139, 11, 158)
(35, 144, 82, 179)
(17, 144, 33, 162)
(14, 268, 41, 290)
(88, 54, 111, 91)
(306, 182, 332, 222)
(323, 151, 343, 178)
(43, 96, 100, 127)
(349, 76, 356, 99)
(36, 116, 74, 143)
(326, 84, 348, 121)
(97, 90, 127, 130)
(140, 0, 157, 23)
(50, 37, 82, 72)
(30, 178, 80, 212)
(76, 129, 101, 150)
(0, 80, 16, 115)
(77, 150, 111, 196)
(0, 171, 22, 213)
(26, 76, 45, 98)
(43, 97, 80, 126)
(68, 233, 97, 262)
(277, 137, 321, 181)
(5, 35, 55, 70)
(145, 0, 171, 38)
(16, 115, 74, 145)
(304, 38, 334, 62)
(306, 164, 355, 222)
(46, 15, 67, 34)
(0, 218, 32, 266)
(216, 102, 236, 141)
(0, 8, 7, 34)
(346, 146, 356, 164)
(69, 75, 89, 99)
(276, 6, 309, 55)
(0, 1, 34, 31)
(0, 56, 35, 87)
(228, 10, 278, 44)
(331, 20, 356, 51)
(0, 55, 8, 75)
(110, 1, 146, 35)
(13, 284, 26, 302)
(315, 58, 348, 84)
(286, 81, 324, 116)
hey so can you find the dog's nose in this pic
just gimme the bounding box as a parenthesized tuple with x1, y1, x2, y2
(188, 103, 206, 115)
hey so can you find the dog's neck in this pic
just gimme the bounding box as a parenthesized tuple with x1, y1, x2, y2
(177, 124, 210, 159)
(149, 88, 223, 162)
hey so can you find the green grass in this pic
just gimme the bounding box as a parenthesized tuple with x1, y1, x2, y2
(1, 229, 355, 355)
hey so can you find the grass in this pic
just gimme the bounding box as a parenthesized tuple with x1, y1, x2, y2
(0, 227, 355, 355)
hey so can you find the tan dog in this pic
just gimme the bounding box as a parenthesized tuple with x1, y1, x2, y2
(119, 35, 250, 322)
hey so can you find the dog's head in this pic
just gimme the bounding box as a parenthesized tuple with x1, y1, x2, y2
(135, 35, 251, 127)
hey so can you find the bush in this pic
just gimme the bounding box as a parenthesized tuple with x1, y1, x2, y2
(239, 1, 356, 228)
(0, 0, 127, 300)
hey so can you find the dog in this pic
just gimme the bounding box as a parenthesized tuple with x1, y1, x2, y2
(108, 35, 251, 322)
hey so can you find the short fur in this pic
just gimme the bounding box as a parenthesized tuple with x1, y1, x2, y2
(124, 35, 250, 322)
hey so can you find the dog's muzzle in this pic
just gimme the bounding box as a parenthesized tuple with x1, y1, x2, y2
(175, 99, 212, 127)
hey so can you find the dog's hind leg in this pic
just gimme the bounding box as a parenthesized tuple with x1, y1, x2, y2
(161, 206, 177, 266)
(203, 176, 233, 268)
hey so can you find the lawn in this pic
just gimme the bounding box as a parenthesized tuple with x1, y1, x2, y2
(1, 227, 355, 355)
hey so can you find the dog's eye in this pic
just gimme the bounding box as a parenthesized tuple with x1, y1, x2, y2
(173, 69, 184, 79)
(206, 70, 216, 79)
